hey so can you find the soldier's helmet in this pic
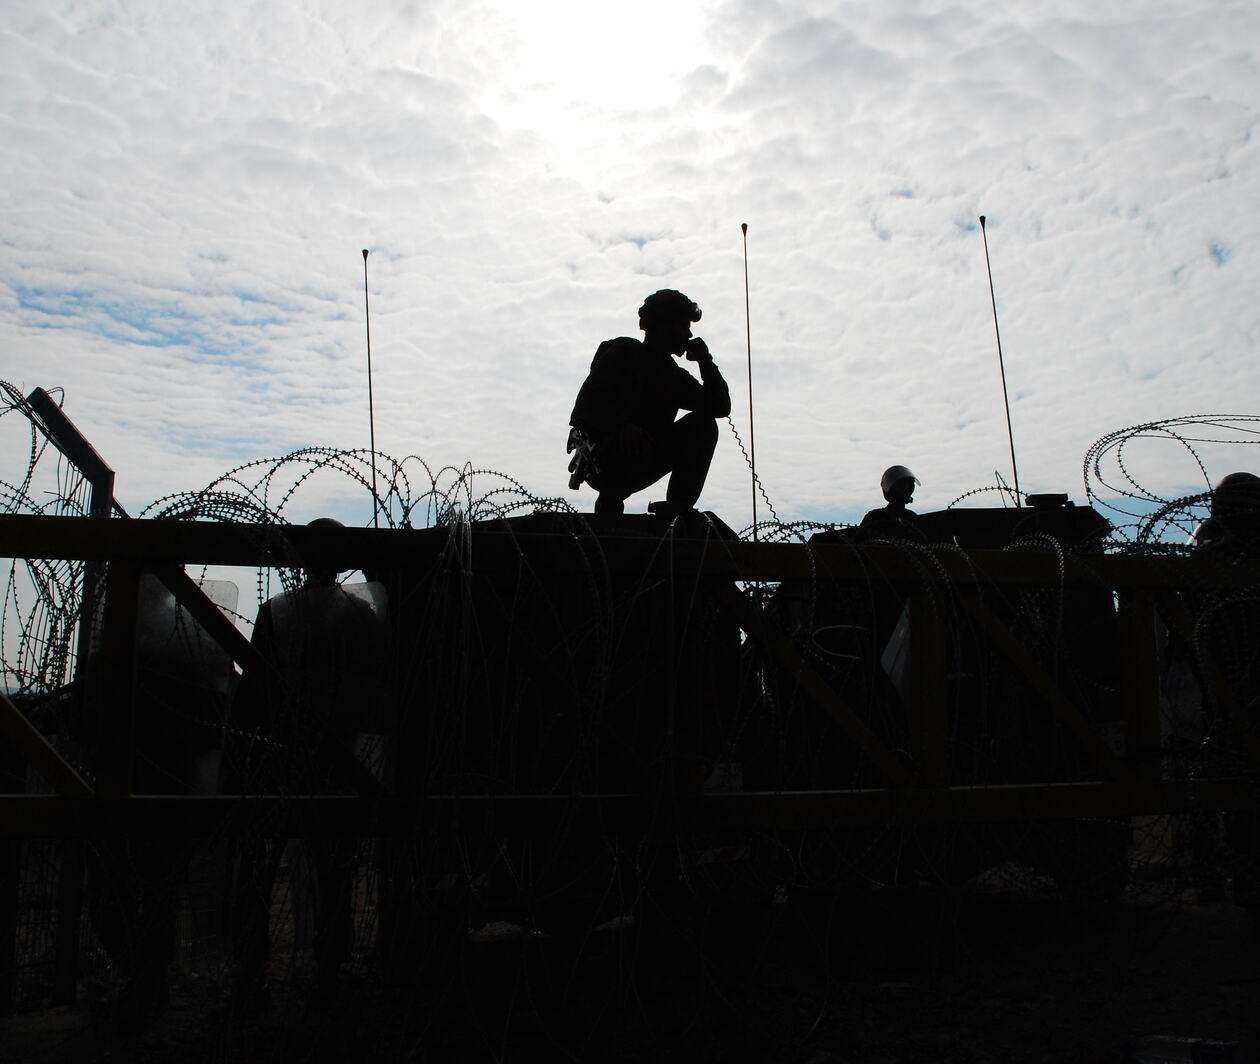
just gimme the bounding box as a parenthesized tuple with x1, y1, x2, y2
(1211, 471, 1260, 521)
(880, 465, 919, 502)
(638, 289, 701, 330)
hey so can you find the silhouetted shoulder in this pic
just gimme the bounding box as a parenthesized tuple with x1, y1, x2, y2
(590, 336, 641, 369)
(859, 506, 918, 527)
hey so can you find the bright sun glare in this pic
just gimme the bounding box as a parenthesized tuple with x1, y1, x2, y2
(486, 0, 711, 120)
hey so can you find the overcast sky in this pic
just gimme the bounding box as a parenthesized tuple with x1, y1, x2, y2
(2, 0, 1257, 530)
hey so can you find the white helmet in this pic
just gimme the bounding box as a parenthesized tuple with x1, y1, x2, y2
(880, 465, 919, 499)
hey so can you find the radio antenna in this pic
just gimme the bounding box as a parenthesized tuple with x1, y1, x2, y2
(978, 216, 1022, 506)
(741, 222, 759, 540)
(362, 248, 380, 527)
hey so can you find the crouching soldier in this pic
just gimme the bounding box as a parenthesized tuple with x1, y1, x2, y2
(567, 289, 731, 519)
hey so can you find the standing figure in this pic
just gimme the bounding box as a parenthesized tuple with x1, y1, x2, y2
(1192, 472, 1260, 911)
(858, 465, 922, 541)
(226, 518, 393, 1012)
(567, 289, 731, 518)
(86, 573, 235, 1030)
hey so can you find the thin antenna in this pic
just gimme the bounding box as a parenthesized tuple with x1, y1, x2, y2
(362, 248, 380, 527)
(741, 222, 758, 540)
(978, 216, 1022, 506)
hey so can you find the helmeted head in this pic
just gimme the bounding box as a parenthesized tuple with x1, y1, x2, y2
(1210, 471, 1260, 522)
(638, 289, 701, 332)
(304, 516, 345, 587)
(880, 465, 919, 505)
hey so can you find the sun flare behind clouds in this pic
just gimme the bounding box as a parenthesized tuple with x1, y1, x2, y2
(1, 0, 1256, 523)
(483, 0, 713, 126)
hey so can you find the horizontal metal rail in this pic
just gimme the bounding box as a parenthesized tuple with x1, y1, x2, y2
(0, 780, 1255, 839)
(0, 513, 1256, 841)
(1, 513, 1254, 588)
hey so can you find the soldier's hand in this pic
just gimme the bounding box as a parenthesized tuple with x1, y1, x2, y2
(684, 337, 711, 364)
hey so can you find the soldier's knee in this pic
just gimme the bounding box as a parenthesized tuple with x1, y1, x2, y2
(677, 411, 718, 448)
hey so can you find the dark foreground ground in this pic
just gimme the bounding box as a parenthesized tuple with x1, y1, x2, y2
(2, 864, 1257, 1064)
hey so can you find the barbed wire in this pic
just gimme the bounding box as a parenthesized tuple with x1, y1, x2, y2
(2, 386, 1257, 1038)
(1083, 413, 1260, 549)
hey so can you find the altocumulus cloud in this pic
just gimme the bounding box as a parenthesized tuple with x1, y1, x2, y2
(0, 0, 1256, 522)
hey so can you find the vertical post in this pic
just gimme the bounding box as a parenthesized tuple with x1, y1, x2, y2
(96, 561, 141, 799)
(978, 217, 1022, 505)
(51, 842, 84, 1006)
(0, 743, 22, 1014)
(363, 249, 380, 528)
(24, 388, 117, 1007)
(24, 387, 118, 674)
(740, 223, 757, 540)
(52, 559, 141, 1005)
(1117, 589, 1162, 784)
(909, 586, 949, 787)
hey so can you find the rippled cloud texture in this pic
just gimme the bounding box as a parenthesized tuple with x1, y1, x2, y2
(2, 0, 1256, 524)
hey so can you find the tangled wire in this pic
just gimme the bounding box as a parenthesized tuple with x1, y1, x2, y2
(1, 384, 1257, 1047)
(1083, 414, 1260, 549)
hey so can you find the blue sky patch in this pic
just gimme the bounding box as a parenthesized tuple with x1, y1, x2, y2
(13, 284, 288, 358)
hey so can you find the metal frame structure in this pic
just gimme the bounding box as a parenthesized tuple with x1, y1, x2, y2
(1, 512, 1256, 839)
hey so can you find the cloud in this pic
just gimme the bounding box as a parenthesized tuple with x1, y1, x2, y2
(0, 0, 1257, 527)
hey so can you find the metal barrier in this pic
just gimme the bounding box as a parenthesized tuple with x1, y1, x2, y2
(1, 512, 1255, 837)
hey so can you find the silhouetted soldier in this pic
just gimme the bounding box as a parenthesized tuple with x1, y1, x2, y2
(227, 518, 393, 1012)
(567, 289, 731, 518)
(86, 574, 235, 1030)
(858, 465, 922, 541)
(1191, 472, 1260, 910)
(1195, 471, 1260, 554)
